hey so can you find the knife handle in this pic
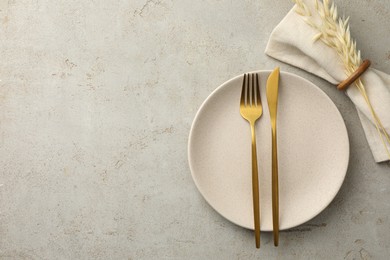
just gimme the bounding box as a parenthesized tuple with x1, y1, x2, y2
(250, 123, 260, 248)
(271, 128, 279, 246)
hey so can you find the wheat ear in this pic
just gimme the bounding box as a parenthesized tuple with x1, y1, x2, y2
(293, 0, 390, 160)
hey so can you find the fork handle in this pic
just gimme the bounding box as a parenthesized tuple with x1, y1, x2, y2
(271, 128, 279, 246)
(250, 123, 260, 248)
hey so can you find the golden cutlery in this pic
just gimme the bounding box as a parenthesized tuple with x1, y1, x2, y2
(239, 73, 262, 248)
(266, 67, 280, 246)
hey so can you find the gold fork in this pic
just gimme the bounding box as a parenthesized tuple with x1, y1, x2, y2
(239, 73, 262, 248)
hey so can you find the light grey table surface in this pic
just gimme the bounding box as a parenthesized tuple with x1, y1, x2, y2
(0, 0, 389, 259)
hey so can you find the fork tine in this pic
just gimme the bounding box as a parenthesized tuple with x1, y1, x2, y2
(240, 74, 246, 106)
(256, 73, 261, 106)
(251, 73, 255, 107)
(247, 73, 251, 106)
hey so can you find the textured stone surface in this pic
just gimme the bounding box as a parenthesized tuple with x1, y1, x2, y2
(0, 0, 389, 259)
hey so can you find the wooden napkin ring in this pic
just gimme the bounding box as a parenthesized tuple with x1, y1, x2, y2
(337, 59, 371, 91)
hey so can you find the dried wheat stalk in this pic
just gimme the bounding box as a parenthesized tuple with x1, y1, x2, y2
(293, 0, 390, 159)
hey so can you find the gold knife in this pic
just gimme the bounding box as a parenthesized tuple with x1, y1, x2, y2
(266, 67, 280, 246)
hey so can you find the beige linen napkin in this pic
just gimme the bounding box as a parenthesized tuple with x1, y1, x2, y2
(265, 1, 390, 162)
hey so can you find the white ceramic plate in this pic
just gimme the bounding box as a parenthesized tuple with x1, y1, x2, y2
(188, 71, 349, 231)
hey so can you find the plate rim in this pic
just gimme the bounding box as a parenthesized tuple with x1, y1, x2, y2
(188, 70, 350, 231)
